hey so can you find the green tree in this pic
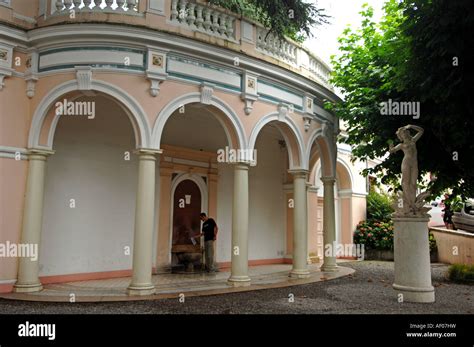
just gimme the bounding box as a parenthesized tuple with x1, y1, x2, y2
(327, 0, 474, 198)
(208, 0, 328, 42)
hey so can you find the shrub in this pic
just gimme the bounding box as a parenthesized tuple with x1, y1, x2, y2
(366, 190, 394, 222)
(429, 232, 438, 253)
(354, 220, 394, 250)
(448, 264, 474, 284)
(354, 220, 438, 253)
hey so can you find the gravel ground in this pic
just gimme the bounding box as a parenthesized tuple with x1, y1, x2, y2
(0, 261, 472, 314)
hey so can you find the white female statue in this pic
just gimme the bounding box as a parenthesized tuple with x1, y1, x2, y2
(389, 125, 429, 216)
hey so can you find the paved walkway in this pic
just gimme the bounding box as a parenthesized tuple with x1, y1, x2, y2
(0, 264, 354, 302)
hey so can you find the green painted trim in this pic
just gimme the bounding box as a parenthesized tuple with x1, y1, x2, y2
(168, 54, 241, 77)
(259, 79, 303, 98)
(38, 46, 146, 73)
(40, 46, 145, 56)
(167, 71, 241, 92)
(259, 94, 303, 111)
(39, 64, 145, 73)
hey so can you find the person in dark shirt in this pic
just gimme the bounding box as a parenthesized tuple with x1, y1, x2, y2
(195, 213, 218, 272)
(442, 194, 454, 230)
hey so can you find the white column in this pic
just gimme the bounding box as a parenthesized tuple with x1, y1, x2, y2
(14, 149, 54, 293)
(289, 170, 310, 278)
(127, 149, 160, 296)
(321, 176, 338, 272)
(228, 163, 251, 286)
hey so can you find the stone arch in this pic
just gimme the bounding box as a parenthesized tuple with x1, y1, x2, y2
(151, 92, 247, 151)
(336, 158, 353, 191)
(248, 112, 305, 169)
(306, 127, 336, 178)
(28, 79, 152, 150)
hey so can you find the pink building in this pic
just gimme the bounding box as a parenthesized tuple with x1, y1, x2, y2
(0, 0, 367, 295)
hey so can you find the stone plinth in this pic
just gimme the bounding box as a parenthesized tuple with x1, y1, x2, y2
(393, 216, 435, 303)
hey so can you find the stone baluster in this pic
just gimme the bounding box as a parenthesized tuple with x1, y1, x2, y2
(178, 0, 187, 22)
(262, 33, 269, 51)
(187, 3, 196, 27)
(211, 11, 220, 34)
(225, 16, 234, 38)
(73, 0, 81, 10)
(116, 0, 125, 11)
(56, 0, 64, 11)
(104, 0, 113, 10)
(219, 14, 227, 35)
(83, 0, 92, 10)
(126, 0, 137, 11)
(171, 0, 178, 21)
(64, 0, 72, 9)
(91, 0, 101, 11)
(195, 5, 204, 29)
(272, 37, 279, 54)
(280, 41, 285, 59)
(203, 7, 212, 32)
(257, 29, 263, 47)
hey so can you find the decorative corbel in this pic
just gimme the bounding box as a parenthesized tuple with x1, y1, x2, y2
(0, 44, 14, 91)
(241, 72, 259, 115)
(303, 93, 315, 132)
(278, 103, 289, 122)
(303, 116, 312, 132)
(146, 48, 168, 97)
(200, 82, 214, 105)
(25, 50, 39, 98)
(76, 66, 93, 90)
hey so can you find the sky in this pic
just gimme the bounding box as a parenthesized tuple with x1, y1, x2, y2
(305, 0, 386, 66)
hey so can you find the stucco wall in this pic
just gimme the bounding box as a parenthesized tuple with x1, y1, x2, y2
(39, 96, 138, 276)
(431, 227, 473, 265)
(216, 128, 287, 263)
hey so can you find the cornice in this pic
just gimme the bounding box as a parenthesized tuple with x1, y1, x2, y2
(0, 22, 341, 105)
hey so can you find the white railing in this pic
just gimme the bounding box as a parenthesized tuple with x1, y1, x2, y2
(256, 27, 297, 65)
(54, 0, 139, 14)
(309, 56, 330, 84)
(169, 0, 236, 40)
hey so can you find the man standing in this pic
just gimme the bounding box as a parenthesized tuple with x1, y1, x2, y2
(195, 213, 218, 272)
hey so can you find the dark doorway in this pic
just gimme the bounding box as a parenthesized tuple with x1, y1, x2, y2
(171, 179, 202, 268)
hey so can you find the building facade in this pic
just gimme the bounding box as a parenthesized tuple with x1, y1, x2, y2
(0, 0, 366, 295)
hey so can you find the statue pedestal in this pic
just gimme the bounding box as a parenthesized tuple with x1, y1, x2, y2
(392, 216, 435, 303)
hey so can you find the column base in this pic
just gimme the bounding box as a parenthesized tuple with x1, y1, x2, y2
(393, 283, 435, 303)
(13, 282, 43, 293)
(126, 284, 156, 296)
(321, 263, 338, 272)
(228, 276, 251, 287)
(289, 269, 310, 279)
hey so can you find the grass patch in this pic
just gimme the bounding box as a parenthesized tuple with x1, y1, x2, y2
(447, 264, 474, 284)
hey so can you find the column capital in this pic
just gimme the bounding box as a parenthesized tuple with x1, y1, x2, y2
(27, 148, 55, 161)
(233, 161, 250, 170)
(27, 148, 55, 157)
(134, 148, 162, 161)
(321, 176, 336, 184)
(288, 169, 309, 178)
(134, 148, 163, 156)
